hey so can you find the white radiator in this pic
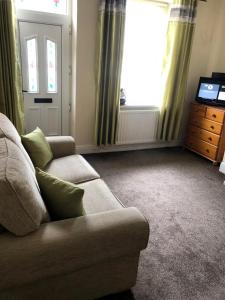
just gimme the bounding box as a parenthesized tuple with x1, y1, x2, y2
(117, 109, 159, 145)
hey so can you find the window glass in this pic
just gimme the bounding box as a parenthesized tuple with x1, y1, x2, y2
(27, 38, 38, 93)
(47, 40, 57, 93)
(15, 0, 67, 15)
(121, 0, 169, 107)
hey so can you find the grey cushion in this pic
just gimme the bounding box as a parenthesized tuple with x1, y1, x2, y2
(45, 154, 100, 184)
(77, 179, 123, 214)
(0, 138, 49, 236)
(0, 113, 35, 173)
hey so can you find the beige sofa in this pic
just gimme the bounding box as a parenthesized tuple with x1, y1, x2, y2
(0, 113, 149, 300)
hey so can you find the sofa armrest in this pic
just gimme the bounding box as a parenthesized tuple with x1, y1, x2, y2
(46, 136, 75, 158)
(0, 207, 149, 290)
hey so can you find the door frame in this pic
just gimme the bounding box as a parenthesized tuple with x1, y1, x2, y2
(16, 4, 71, 135)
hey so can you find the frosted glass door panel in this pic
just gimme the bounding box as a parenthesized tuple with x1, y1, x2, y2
(47, 40, 57, 93)
(27, 38, 38, 92)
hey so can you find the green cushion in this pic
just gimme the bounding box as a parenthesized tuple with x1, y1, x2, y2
(36, 168, 85, 220)
(21, 127, 53, 169)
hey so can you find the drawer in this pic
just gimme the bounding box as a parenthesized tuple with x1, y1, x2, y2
(186, 137, 218, 160)
(190, 103, 206, 117)
(206, 107, 225, 123)
(190, 117, 222, 135)
(187, 125, 220, 146)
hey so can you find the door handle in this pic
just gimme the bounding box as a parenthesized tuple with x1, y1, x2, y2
(22, 89, 28, 93)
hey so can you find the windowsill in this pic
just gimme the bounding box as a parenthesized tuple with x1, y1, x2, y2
(16, 8, 67, 16)
(120, 105, 159, 111)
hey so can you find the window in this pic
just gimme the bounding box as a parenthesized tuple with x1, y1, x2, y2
(47, 40, 57, 93)
(26, 38, 38, 93)
(121, 0, 169, 107)
(15, 0, 67, 15)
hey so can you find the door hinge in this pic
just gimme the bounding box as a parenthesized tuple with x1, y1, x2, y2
(69, 103, 71, 112)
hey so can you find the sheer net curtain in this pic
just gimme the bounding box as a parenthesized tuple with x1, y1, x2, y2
(0, 0, 24, 134)
(95, 0, 126, 146)
(121, 0, 168, 108)
(157, 0, 198, 141)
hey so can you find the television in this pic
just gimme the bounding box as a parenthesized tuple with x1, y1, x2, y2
(212, 72, 225, 81)
(196, 77, 225, 107)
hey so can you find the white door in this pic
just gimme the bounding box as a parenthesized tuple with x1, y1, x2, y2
(19, 22, 62, 135)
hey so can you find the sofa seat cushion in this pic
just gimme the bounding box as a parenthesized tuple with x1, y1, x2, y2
(45, 154, 100, 184)
(77, 179, 123, 214)
(0, 113, 35, 173)
(0, 138, 49, 236)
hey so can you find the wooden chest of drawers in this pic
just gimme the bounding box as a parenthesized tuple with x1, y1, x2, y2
(185, 102, 225, 164)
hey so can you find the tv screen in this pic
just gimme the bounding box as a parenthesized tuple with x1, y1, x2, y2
(198, 83, 220, 100)
(195, 77, 225, 106)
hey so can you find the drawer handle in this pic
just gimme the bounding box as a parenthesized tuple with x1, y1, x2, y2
(208, 137, 212, 141)
(212, 114, 217, 118)
(210, 126, 214, 130)
(206, 149, 210, 153)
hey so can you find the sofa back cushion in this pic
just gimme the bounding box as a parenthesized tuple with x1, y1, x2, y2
(0, 138, 49, 236)
(0, 113, 35, 173)
(0, 113, 21, 145)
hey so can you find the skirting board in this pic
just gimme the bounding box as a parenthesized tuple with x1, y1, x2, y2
(76, 140, 182, 154)
(219, 162, 225, 175)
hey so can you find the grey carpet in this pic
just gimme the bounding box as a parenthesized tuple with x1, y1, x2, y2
(84, 147, 225, 300)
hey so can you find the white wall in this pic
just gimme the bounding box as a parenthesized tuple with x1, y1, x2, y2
(73, 0, 99, 147)
(186, 0, 225, 103)
(71, 0, 77, 138)
(73, 0, 225, 152)
(183, 0, 225, 141)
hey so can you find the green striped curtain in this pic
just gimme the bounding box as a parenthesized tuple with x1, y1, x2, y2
(157, 0, 198, 141)
(95, 0, 126, 146)
(0, 0, 24, 134)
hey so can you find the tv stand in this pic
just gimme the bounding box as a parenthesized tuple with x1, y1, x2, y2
(184, 102, 225, 164)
